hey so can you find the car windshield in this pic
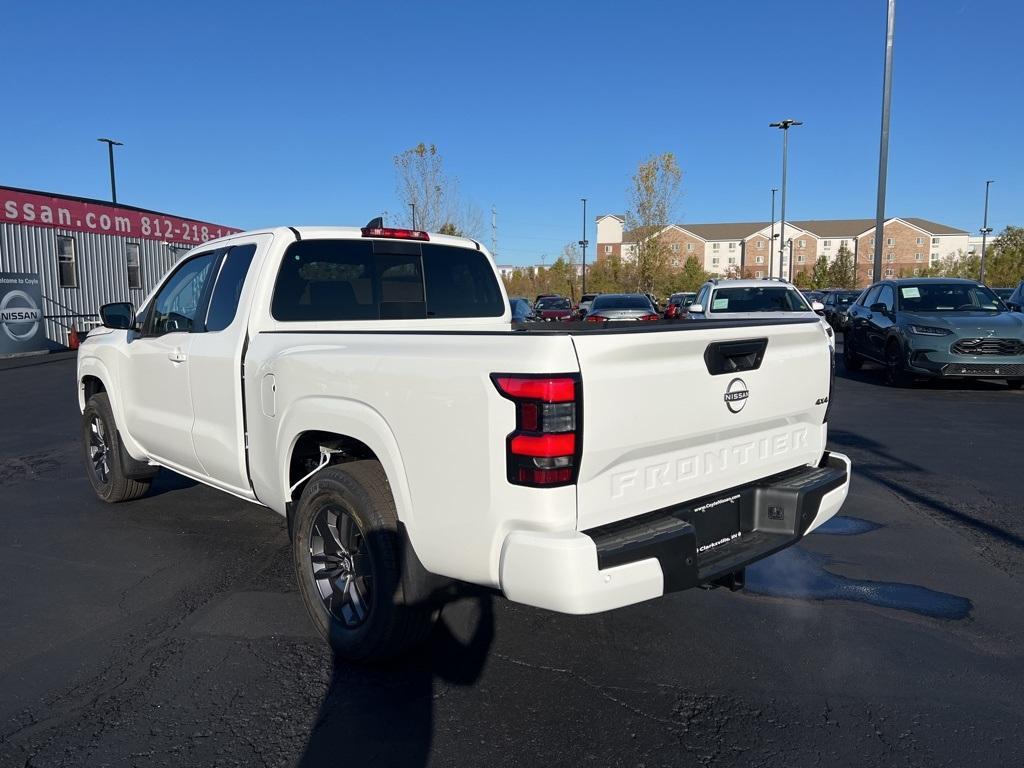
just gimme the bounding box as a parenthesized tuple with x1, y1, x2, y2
(709, 287, 809, 313)
(834, 292, 860, 306)
(537, 297, 570, 310)
(898, 284, 1003, 312)
(580, 294, 597, 303)
(592, 295, 652, 310)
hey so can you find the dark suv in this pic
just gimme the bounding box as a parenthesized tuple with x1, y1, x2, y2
(843, 278, 1024, 388)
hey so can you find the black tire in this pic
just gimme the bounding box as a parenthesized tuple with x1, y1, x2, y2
(884, 340, 913, 387)
(82, 393, 152, 503)
(292, 461, 437, 662)
(842, 333, 863, 371)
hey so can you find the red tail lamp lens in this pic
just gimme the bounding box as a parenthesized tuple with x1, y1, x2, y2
(360, 227, 430, 241)
(494, 377, 576, 403)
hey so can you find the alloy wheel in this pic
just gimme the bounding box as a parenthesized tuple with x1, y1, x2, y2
(308, 505, 374, 628)
(88, 415, 111, 485)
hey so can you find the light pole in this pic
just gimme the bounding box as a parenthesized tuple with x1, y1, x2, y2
(409, 203, 417, 230)
(769, 187, 778, 277)
(579, 198, 589, 294)
(769, 120, 802, 280)
(979, 180, 994, 283)
(872, 0, 896, 284)
(787, 238, 794, 282)
(97, 138, 123, 204)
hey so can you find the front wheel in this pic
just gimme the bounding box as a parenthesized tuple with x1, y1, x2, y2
(842, 333, 863, 371)
(81, 393, 152, 503)
(292, 461, 437, 662)
(884, 341, 913, 387)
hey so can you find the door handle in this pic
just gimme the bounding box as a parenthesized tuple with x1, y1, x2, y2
(167, 349, 187, 363)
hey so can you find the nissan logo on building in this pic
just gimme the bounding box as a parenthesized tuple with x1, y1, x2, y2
(724, 377, 749, 413)
(0, 290, 43, 342)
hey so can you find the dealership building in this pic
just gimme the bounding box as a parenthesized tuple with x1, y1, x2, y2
(0, 185, 238, 355)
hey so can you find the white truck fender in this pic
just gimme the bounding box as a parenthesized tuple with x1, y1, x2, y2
(77, 353, 148, 462)
(270, 395, 416, 534)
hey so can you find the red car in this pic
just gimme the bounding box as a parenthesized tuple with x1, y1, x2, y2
(535, 296, 574, 321)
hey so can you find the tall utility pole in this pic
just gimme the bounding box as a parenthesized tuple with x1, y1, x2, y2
(979, 180, 994, 283)
(579, 198, 589, 294)
(97, 138, 123, 203)
(769, 188, 778, 277)
(873, 0, 896, 283)
(491, 205, 497, 259)
(409, 203, 417, 230)
(769, 120, 802, 280)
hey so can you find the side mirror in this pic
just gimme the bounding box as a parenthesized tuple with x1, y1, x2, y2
(99, 302, 135, 330)
(688, 303, 704, 314)
(869, 302, 889, 315)
(1008, 302, 1021, 312)
(811, 300, 825, 312)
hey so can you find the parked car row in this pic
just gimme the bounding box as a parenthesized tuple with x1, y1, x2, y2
(841, 278, 1024, 389)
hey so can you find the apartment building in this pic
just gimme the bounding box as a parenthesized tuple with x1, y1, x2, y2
(595, 214, 969, 286)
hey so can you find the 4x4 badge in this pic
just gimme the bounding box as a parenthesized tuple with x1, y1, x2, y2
(724, 378, 749, 413)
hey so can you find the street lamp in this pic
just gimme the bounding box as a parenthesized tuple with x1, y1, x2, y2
(769, 188, 778, 278)
(97, 138, 123, 204)
(769, 120, 802, 280)
(579, 198, 589, 294)
(980, 180, 994, 283)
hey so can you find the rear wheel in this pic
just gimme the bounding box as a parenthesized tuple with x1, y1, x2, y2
(292, 461, 437, 662)
(81, 393, 152, 503)
(842, 333, 863, 371)
(884, 340, 913, 387)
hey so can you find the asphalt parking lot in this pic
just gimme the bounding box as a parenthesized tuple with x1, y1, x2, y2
(1, 349, 1022, 768)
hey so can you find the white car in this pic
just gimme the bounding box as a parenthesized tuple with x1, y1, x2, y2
(77, 224, 850, 661)
(688, 278, 834, 347)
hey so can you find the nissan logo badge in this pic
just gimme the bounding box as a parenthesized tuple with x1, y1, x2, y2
(724, 377, 749, 413)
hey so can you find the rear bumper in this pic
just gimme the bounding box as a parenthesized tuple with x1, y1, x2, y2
(498, 452, 851, 614)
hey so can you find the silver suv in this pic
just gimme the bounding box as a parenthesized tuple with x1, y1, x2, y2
(689, 278, 833, 344)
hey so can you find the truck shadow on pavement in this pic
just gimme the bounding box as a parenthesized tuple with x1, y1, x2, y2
(827, 429, 1024, 552)
(297, 587, 495, 768)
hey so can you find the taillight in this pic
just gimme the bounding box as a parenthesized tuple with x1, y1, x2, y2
(360, 226, 430, 241)
(585, 314, 605, 323)
(492, 374, 582, 487)
(639, 313, 659, 321)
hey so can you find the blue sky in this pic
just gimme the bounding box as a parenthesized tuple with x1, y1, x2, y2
(3, 0, 1020, 265)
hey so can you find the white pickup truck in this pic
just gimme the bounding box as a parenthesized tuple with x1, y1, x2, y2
(78, 223, 850, 660)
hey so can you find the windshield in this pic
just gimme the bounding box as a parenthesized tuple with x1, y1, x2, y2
(580, 294, 597, 303)
(592, 295, 653, 310)
(709, 287, 809, 313)
(898, 284, 1003, 312)
(834, 292, 860, 306)
(537, 297, 570, 310)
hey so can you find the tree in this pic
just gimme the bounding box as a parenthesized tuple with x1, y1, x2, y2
(624, 153, 683, 293)
(810, 255, 831, 289)
(676, 255, 709, 292)
(985, 226, 1024, 286)
(827, 243, 857, 288)
(793, 270, 812, 288)
(393, 143, 481, 236)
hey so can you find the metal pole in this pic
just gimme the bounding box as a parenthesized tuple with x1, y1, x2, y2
(770, 188, 777, 278)
(788, 238, 794, 282)
(980, 180, 993, 283)
(97, 138, 123, 203)
(779, 130, 788, 279)
(410, 203, 416, 230)
(579, 198, 588, 294)
(872, 0, 896, 284)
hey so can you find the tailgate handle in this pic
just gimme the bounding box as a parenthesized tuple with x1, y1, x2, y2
(704, 338, 768, 375)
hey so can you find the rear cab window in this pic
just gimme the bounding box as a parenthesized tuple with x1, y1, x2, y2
(271, 239, 505, 321)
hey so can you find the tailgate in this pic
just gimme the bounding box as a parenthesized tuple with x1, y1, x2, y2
(571, 321, 831, 530)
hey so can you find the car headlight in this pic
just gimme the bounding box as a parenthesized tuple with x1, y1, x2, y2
(908, 324, 952, 336)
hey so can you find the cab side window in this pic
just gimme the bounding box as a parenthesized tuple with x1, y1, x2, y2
(206, 244, 257, 332)
(146, 252, 219, 336)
